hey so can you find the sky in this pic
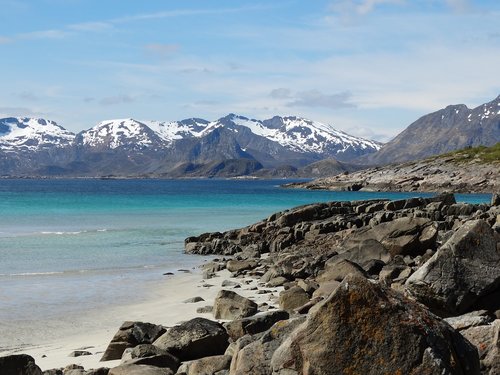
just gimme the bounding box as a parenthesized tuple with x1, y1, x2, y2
(0, 0, 499, 142)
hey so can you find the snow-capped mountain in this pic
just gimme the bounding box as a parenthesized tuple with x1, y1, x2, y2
(0, 113, 383, 176)
(76, 118, 166, 151)
(0, 117, 74, 152)
(196, 114, 381, 161)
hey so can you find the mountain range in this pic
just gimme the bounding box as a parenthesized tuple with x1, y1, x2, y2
(1, 95, 498, 177)
(0, 115, 381, 177)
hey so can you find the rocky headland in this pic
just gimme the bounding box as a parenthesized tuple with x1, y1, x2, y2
(2, 193, 500, 374)
(285, 144, 500, 194)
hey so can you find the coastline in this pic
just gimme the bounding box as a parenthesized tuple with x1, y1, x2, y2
(0, 265, 282, 371)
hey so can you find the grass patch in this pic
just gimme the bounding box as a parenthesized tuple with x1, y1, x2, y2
(431, 143, 500, 164)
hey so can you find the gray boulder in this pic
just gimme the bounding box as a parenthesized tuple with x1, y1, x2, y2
(101, 321, 166, 361)
(120, 344, 179, 372)
(229, 317, 306, 375)
(108, 364, 174, 375)
(341, 217, 438, 259)
(271, 274, 480, 375)
(213, 290, 257, 320)
(278, 286, 309, 312)
(406, 219, 500, 316)
(223, 310, 289, 341)
(176, 355, 231, 375)
(153, 318, 229, 361)
(0, 354, 42, 375)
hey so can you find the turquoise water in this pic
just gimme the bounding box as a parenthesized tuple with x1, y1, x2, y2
(0, 179, 491, 344)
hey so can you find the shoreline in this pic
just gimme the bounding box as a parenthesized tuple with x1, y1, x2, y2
(0, 264, 282, 371)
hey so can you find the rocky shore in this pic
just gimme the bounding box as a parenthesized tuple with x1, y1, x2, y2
(284, 147, 500, 193)
(2, 193, 500, 374)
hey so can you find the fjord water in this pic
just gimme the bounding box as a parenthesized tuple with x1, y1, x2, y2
(0, 179, 491, 348)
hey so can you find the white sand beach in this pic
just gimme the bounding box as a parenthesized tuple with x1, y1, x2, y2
(0, 266, 281, 371)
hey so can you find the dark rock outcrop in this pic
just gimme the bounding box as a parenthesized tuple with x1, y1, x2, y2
(271, 274, 480, 375)
(0, 354, 42, 375)
(101, 321, 166, 361)
(406, 219, 500, 316)
(153, 318, 229, 361)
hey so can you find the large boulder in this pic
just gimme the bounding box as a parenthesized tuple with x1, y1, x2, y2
(101, 321, 166, 361)
(278, 286, 309, 312)
(406, 219, 500, 316)
(176, 355, 232, 375)
(0, 354, 42, 375)
(341, 217, 438, 259)
(153, 318, 229, 361)
(120, 344, 179, 371)
(461, 320, 500, 375)
(213, 290, 258, 320)
(223, 310, 290, 341)
(271, 274, 480, 375)
(229, 317, 306, 375)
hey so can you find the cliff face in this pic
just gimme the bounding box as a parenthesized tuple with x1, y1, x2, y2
(360, 95, 500, 166)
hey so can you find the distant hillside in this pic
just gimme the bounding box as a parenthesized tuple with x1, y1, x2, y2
(360, 95, 500, 165)
(286, 143, 500, 193)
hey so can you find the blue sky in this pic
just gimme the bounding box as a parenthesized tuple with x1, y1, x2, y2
(0, 0, 499, 141)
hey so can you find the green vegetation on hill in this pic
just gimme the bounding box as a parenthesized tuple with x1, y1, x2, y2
(434, 143, 500, 163)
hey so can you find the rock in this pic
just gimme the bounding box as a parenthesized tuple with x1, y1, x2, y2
(223, 310, 290, 341)
(226, 260, 257, 273)
(153, 318, 229, 361)
(221, 280, 239, 288)
(69, 351, 92, 357)
(196, 306, 213, 314)
(176, 355, 231, 375)
(42, 370, 63, 375)
(265, 276, 288, 287)
(492, 193, 500, 206)
(108, 364, 174, 375)
(183, 297, 205, 303)
(0, 354, 42, 375)
(406, 219, 500, 316)
(278, 286, 310, 312)
(342, 217, 438, 259)
(461, 320, 500, 374)
(271, 274, 480, 375)
(444, 310, 493, 331)
(229, 317, 306, 375)
(101, 321, 166, 361)
(120, 344, 179, 371)
(317, 258, 367, 284)
(84, 369, 109, 375)
(213, 290, 258, 320)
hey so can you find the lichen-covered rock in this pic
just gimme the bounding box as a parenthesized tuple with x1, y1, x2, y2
(213, 290, 258, 320)
(406, 219, 500, 316)
(153, 318, 229, 361)
(271, 274, 480, 375)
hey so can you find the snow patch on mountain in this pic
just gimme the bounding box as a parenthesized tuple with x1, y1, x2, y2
(0, 117, 74, 151)
(80, 119, 159, 149)
(144, 118, 209, 144)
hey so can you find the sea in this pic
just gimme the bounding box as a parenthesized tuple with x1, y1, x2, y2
(0, 178, 491, 350)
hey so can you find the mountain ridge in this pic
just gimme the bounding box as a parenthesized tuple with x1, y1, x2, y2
(0, 114, 381, 177)
(359, 95, 500, 165)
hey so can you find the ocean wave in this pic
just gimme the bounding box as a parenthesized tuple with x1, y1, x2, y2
(1, 271, 65, 277)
